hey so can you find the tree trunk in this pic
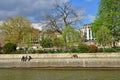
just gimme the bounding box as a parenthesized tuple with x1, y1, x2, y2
(113, 41, 116, 48)
(102, 45, 105, 52)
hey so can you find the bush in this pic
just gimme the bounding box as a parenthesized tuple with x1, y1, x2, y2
(70, 47, 79, 53)
(113, 47, 120, 52)
(39, 38, 54, 48)
(37, 49, 51, 54)
(16, 48, 26, 54)
(37, 49, 64, 54)
(97, 47, 120, 53)
(53, 37, 65, 48)
(28, 48, 36, 54)
(105, 48, 117, 52)
(78, 44, 89, 53)
(88, 44, 98, 53)
(97, 48, 103, 52)
(3, 42, 16, 54)
(0, 47, 2, 54)
(37, 50, 45, 53)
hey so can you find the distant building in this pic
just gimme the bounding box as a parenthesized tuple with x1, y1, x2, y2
(80, 24, 120, 47)
(79, 24, 95, 42)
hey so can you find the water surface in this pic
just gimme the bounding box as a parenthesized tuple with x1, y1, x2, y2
(0, 68, 120, 80)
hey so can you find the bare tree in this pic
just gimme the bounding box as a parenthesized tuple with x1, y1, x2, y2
(44, 2, 84, 34)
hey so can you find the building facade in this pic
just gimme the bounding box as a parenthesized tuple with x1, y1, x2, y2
(80, 24, 94, 42)
(80, 24, 120, 47)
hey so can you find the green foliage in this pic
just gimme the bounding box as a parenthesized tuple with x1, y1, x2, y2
(96, 26, 112, 52)
(37, 49, 63, 54)
(62, 25, 81, 43)
(53, 37, 65, 48)
(96, 26, 113, 46)
(88, 44, 98, 53)
(39, 38, 54, 48)
(92, 0, 120, 47)
(28, 48, 36, 54)
(3, 43, 16, 54)
(78, 44, 97, 53)
(39, 37, 65, 48)
(62, 25, 81, 47)
(16, 48, 25, 54)
(97, 47, 120, 53)
(104, 48, 117, 52)
(0, 17, 40, 47)
(78, 44, 89, 53)
(114, 47, 120, 51)
(70, 47, 79, 53)
(0, 47, 2, 54)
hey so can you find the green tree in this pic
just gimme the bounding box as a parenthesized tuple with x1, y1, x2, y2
(23, 27, 40, 48)
(39, 38, 54, 48)
(0, 17, 40, 47)
(92, 0, 120, 47)
(53, 37, 65, 48)
(96, 26, 112, 52)
(62, 25, 81, 47)
(3, 42, 16, 54)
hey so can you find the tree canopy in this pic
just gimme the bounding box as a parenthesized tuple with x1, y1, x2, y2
(62, 25, 81, 46)
(92, 0, 120, 47)
(0, 17, 40, 47)
(96, 26, 112, 51)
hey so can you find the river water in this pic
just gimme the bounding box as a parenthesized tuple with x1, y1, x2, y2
(0, 68, 120, 80)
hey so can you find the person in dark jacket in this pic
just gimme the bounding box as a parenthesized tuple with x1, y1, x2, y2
(28, 56, 32, 61)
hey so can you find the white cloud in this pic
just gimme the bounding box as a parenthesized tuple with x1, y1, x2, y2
(0, 0, 69, 21)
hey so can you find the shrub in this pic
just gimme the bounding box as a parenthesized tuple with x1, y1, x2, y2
(37, 49, 64, 54)
(78, 44, 89, 53)
(97, 48, 103, 52)
(3, 42, 16, 54)
(56, 49, 63, 53)
(113, 47, 120, 52)
(105, 48, 117, 52)
(0, 47, 2, 54)
(15, 48, 26, 54)
(53, 37, 65, 48)
(37, 49, 50, 54)
(88, 44, 98, 53)
(70, 47, 79, 53)
(97, 47, 120, 53)
(37, 50, 45, 53)
(28, 48, 36, 54)
(39, 38, 54, 48)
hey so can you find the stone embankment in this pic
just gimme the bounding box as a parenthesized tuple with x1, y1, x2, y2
(0, 53, 120, 68)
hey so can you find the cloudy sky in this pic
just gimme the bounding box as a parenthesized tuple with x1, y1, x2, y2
(0, 0, 99, 25)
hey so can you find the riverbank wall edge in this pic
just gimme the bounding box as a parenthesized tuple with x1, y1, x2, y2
(0, 53, 120, 68)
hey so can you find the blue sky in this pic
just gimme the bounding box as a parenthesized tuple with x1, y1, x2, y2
(0, 0, 100, 25)
(71, 0, 100, 25)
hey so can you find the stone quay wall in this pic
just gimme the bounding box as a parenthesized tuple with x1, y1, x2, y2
(0, 53, 120, 59)
(0, 53, 120, 68)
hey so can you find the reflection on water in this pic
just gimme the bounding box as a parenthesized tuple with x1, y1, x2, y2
(0, 68, 120, 80)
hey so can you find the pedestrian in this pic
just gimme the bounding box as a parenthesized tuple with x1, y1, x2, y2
(24, 56, 28, 61)
(28, 56, 32, 61)
(21, 56, 25, 61)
